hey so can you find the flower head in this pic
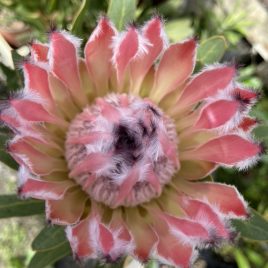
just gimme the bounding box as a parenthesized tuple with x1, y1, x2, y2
(1, 16, 262, 267)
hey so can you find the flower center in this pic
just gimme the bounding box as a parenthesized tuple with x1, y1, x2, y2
(65, 94, 178, 208)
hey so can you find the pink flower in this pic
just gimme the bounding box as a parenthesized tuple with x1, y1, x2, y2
(1, 17, 262, 267)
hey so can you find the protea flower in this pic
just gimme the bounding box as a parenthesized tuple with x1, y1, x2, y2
(0, 17, 262, 267)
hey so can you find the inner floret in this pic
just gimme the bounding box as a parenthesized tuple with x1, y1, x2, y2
(65, 94, 179, 208)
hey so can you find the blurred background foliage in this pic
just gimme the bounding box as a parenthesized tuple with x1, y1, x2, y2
(0, 0, 267, 267)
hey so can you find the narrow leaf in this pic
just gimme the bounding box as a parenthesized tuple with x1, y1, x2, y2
(32, 225, 67, 251)
(197, 36, 227, 65)
(234, 249, 250, 268)
(71, 0, 90, 35)
(28, 242, 71, 268)
(0, 195, 44, 218)
(107, 0, 136, 30)
(232, 209, 268, 241)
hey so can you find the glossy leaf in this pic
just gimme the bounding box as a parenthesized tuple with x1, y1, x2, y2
(0, 195, 44, 218)
(32, 225, 68, 251)
(232, 209, 268, 241)
(197, 35, 227, 64)
(107, 0, 136, 30)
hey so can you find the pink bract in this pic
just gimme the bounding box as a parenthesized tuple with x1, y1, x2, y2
(0, 16, 262, 267)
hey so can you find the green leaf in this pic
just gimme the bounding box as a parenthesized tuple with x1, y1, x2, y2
(197, 36, 227, 65)
(234, 249, 250, 268)
(32, 225, 68, 251)
(165, 19, 194, 42)
(71, 0, 90, 35)
(145, 260, 159, 268)
(0, 132, 19, 170)
(0, 195, 44, 218)
(246, 249, 265, 266)
(254, 125, 268, 141)
(107, 0, 136, 31)
(29, 226, 71, 268)
(232, 209, 268, 241)
(28, 241, 71, 268)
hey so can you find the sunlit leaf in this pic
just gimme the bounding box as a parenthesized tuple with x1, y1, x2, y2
(145, 260, 159, 268)
(197, 36, 227, 65)
(0, 195, 44, 218)
(107, 0, 136, 30)
(0, 33, 14, 69)
(32, 225, 67, 251)
(234, 249, 250, 268)
(232, 209, 268, 241)
(165, 19, 194, 42)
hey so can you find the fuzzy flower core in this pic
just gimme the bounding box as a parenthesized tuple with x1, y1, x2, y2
(65, 94, 178, 208)
(0, 16, 262, 267)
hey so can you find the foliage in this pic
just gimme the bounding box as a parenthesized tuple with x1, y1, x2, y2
(0, 0, 267, 267)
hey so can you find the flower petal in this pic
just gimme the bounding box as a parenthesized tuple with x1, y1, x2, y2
(130, 17, 165, 94)
(126, 209, 158, 261)
(179, 130, 217, 151)
(69, 152, 111, 177)
(66, 215, 94, 258)
(113, 27, 139, 87)
(154, 220, 194, 268)
(150, 39, 196, 103)
(48, 73, 79, 120)
(49, 31, 87, 107)
(179, 181, 248, 218)
(19, 178, 74, 200)
(177, 66, 236, 109)
(46, 187, 87, 224)
(85, 17, 116, 96)
(114, 165, 140, 207)
(233, 87, 259, 104)
(0, 107, 24, 129)
(23, 63, 55, 112)
(237, 117, 258, 132)
(176, 160, 217, 180)
(99, 223, 115, 256)
(30, 42, 48, 62)
(179, 197, 229, 238)
(160, 212, 209, 240)
(157, 237, 194, 267)
(194, 100, 240, 129)
(8, 139, 66, 175)
(10, 99, 67, 127)
(181, 135, 260, 166)
(79, 60, 96, 100)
